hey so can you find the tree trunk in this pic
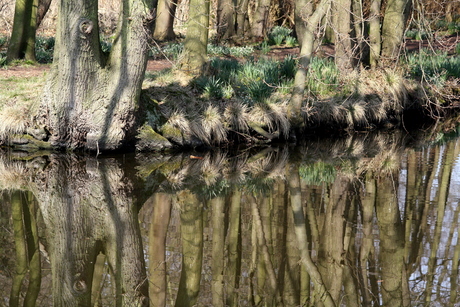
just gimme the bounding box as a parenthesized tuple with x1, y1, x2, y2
(235, 0, 250, 39)
(381, 0, 411, 60)
(216, 0, 235, 41)
(288, 0, 332, 126)
(251, 0, 271, 41)
(180, 0, 210, 75)
(294, 0, 313, 47)
(7, 0, 38, 62)
(332, 0, 353, 71)
(153, 0, 177, 40)
(38, 0, 154, 151)
(368, 0, 382, 68)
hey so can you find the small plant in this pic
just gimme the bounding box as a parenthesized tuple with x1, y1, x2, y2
(35, 36, 55, 63)
(203, 76, 224, 99)
(260, 41, 270, 54)
(268, 26, 292, 46)
(0, 36, 7, 48)
(456, 43, 460, 55)
(306, 57, 340, 96)
(285, 36, 297, 47)
(228, 46, 255, 57)
(0, 55, 7, 67)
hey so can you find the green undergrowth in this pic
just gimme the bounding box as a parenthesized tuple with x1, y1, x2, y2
(404, 49, 460, 86)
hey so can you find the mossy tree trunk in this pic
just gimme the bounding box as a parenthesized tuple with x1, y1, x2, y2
(179, 0, 210, 75)
(294, 0, 312, 47)
(381, 0, 411, 60)
(235, 0, 250, 39)
(38, 0, 154, 151)
(7, 0, 38, 62)
(153, 0, 177, 41)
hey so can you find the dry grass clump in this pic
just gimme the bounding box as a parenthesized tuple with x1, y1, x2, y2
(223, 101, 250, 132)
(200, 105, 227, 144)
(248, 102, 290, 138)
(0, 105, 30, 141)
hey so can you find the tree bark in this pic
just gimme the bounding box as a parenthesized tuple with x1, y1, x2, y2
(368, 0, 382, 68)
(6, 0, 38, 62)
(251, 0, 271, 41)
(288, 0, 332, 126)
(332, 0, 353, 71)
(294, 0, 313, 47)
(153, 0, 177, 40)
(216, 0, 235, 41)
(381, 0, 411, 60)
(180, 0, 210, 75)
(38, 0, 154, 151)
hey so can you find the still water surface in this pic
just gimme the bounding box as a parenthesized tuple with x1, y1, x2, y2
(1, 130, 460, 306)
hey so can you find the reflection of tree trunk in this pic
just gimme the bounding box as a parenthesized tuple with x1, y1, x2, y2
(31, 155, 148, 306)
(226, 188, 242, 306)
(425, 141, 458, 304)
(286, 165, 335, 307)
(281, 182, 301, 306)
(358, 172, 378, 306)
(211, 196, 225, 306)
(317, 175, 350, 303)
(175, 190, 203, 307)
(24, 191, 41, 307)
(249, 194, 281, 306)
(375, 173, 409, 307)
(10, 191, 29, 306)
(9, 190, 41, 307)
(148, 193, 172, 307)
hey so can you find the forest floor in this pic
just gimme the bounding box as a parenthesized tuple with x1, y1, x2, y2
(1, 34, 458, 79)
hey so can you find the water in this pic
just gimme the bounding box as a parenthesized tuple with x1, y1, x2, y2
(1, 130, 460, 306)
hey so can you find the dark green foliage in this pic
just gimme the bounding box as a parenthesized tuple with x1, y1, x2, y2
(35, 36, 54, 63)
(267, 26, 293, 46)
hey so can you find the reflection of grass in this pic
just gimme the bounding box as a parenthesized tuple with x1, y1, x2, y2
(299, 161, 337, 185)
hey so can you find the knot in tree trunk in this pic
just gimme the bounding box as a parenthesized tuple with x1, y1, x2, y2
(78, 18, 93, 35)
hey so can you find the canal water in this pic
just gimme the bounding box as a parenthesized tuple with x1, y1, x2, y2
(1, 129, 460, 306)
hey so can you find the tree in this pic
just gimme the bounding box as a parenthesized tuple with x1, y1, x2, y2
(251, 0, 271, 41)
(288, 0, 332, 125)
(216, 0, 235, 41)
(7, 0, 52, 62)
(37, 0, 155, 151)
(381, 0, 412, 60)
(153, 0, 177, 41)
(179, 0, 211, 75)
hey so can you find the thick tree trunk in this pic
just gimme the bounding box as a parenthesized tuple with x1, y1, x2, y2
(7, 0, 38, 62)
(381, 0, 411, 60)
(153, 0, 177, 40)
(39, 0, 154, 151)
(235, 0, 250, 39)
(29, 155, 149, 306)
(294, 0, 312, 47)
(251, 0, 271, 41)
(216, 0, 235, 41)
(180, 0, 210, 75)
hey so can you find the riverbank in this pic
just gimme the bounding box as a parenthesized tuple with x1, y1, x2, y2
(0, 42, 459, 152)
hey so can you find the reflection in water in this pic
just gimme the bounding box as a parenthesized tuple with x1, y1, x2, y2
(1, 132, 460, 306)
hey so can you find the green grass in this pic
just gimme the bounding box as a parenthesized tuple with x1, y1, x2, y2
(405, 49, 460, 85)
(267, 26, 293, 46)
(306, 57, 341, 97)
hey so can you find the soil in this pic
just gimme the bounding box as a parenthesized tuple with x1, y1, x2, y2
(0, 34, 458, 79)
